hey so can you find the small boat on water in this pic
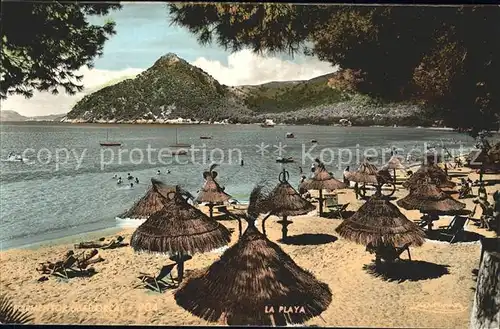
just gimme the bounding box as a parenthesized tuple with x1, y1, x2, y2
(276, 157, 294, 163)
(260, 119, 275, 128)
(3, 153, 24, 162)
(173, 150, 188, 156)
(286, 132, 295, 138)
(100, 129, 121, 147)
(200, 136, 212, 139)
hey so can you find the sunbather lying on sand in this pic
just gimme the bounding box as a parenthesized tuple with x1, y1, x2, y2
(74, 236, 128, 249)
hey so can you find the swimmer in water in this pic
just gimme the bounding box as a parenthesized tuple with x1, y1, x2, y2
(130, 183, 134, 188)
(113, 174, 117, 179)
(117, 177, 123, 185)
(240, 159, 244, 166)
(166, 169, 171, 174)
(127, 174, 133, 180)
(135, 177, 139, 184)
(299, 166, 303, 174)
(157, 170, 161, 175)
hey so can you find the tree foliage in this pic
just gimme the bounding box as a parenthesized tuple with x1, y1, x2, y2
(168, 4, 500, 135)
(0, 294, 33, 324)
(1, 1, 121, 99)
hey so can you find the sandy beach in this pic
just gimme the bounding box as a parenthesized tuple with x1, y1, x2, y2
(1, 168, 498, 327)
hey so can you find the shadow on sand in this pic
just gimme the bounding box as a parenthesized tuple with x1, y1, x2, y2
(323, 210, 356, 219)
(363, 260, 450, 283)
(426, 229, 485, 243)
(279, 233, 338, 246)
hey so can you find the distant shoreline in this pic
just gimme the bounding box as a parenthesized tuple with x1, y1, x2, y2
(0, 120, 461, 130)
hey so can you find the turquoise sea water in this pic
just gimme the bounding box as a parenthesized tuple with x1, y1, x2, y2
(0, 122, 477, 249)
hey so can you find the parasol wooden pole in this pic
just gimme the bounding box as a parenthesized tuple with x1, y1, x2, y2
(209, 203, 214, 219)
(318, 189, 324, 216)
(171, 253, 191, 283)
(281, 215, 289, 240)
(393, 168, 397, 184)
(237, 216, 242, 238)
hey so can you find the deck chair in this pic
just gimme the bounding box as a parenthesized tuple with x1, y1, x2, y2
(327, 203, 350, 219)
(458, 185, 472, 199)
(439, 216, 469, 243)
(215, 205, 229, 213)
(367, 243, 411, 263)
(324, 194, 339, 207)
(50, 254, 80, 279)
(395, 243, 412, 261)
(136, 263, 177, 293)
(74, 249, 102, 270)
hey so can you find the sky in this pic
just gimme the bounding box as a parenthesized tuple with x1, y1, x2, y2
(2, 2, 335, 117)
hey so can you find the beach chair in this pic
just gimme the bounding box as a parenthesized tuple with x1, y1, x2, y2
(395, 243, 412, 261)
(50, 254, 80, 279)
(136, 263, 177, 293)
(439, 216, 469, 243)
(327, 203, 350, 219)
(458, 185, 472, 199)
(367, 243, 412, 263)
(74, 249, 103, 270)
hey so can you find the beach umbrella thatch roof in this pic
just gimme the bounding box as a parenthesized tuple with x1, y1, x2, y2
(402, 164, 456, 190)
(263, 169, 315, 216)
(344, 162, 391, 185)
(196, 164, 231, 204)
(130, 185, 231, 255)
(360, 160, 378, 175)
(118, 178, 176, 219)
(300, 158, 346, 191)
(335, 195, 426, 247)
(397, 182, 466, 213)
(382, 156, 406, 170)
(174, 187, 332, 326)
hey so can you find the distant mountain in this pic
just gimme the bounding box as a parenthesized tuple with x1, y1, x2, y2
(64, 53, 440, 126)
(0, 110, 27, 122)
(0, 110, 66, 122)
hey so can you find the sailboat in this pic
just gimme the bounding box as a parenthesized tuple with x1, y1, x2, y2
(169, 127, 191, 155)
(100, 129, 121, 147)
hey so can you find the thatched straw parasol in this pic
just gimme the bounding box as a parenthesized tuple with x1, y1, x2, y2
(336, 195, 425, 247)
(402, 163, 456, 191)
(300, 158, 346, 216)
(344, 162, 394, 198)
(118, 178, 175, 219)
(174, 187, 332, 326)
(397, 181, 466, 214)
(336, 195, 425, 265)
(343, 161, 386, 185)
(260, 169, 315, 240)
(131, 185, 231, 282)
(196, 164, 231, 218)
(381, 156, 405, 183)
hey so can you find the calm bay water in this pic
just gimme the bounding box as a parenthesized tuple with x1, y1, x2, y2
(0, 122, 476, 249)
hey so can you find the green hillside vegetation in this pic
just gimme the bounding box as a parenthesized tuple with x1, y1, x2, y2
(67, 53, 250, 122)
(242, 73, 347, 113)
